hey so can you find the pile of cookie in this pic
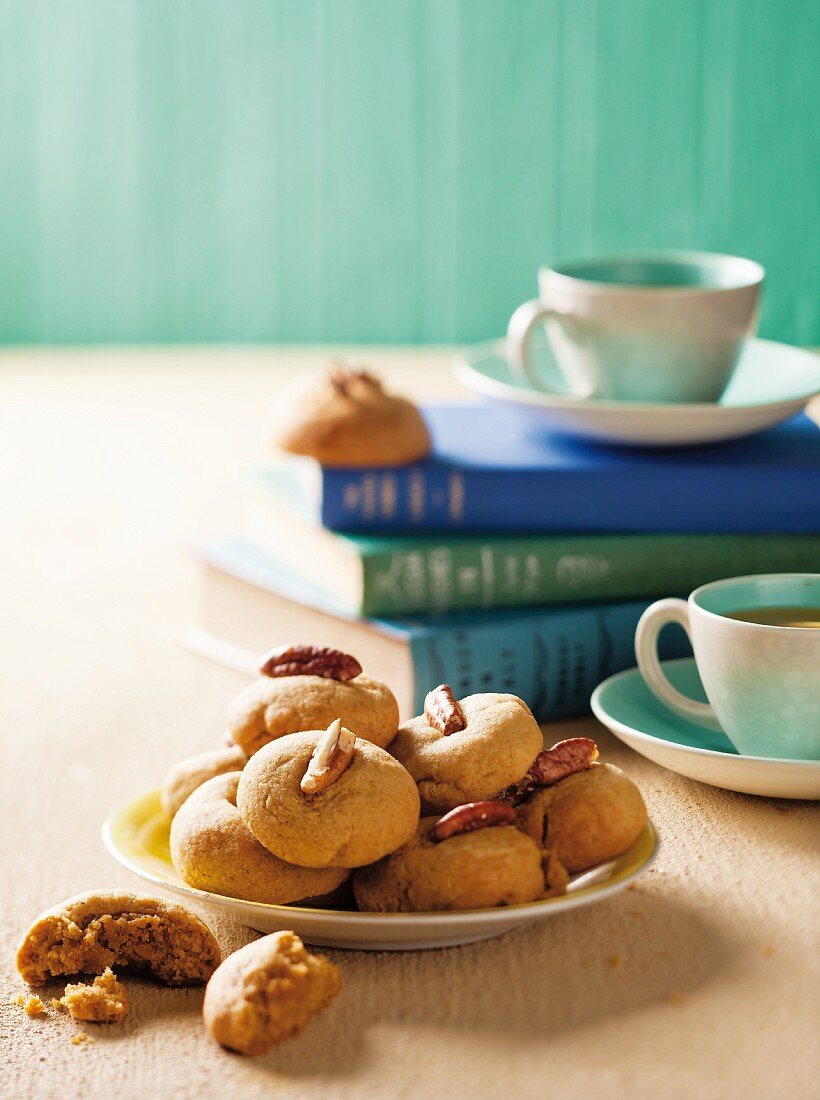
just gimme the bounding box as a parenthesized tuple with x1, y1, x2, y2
(163, 644, 648, 912)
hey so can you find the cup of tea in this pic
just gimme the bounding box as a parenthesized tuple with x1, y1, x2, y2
(507, 251, 764, 403)
(635, 574, 820, 760)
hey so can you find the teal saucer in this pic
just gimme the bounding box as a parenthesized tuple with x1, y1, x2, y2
(455, 335, 820, 448)
(591, 658, 820, 800)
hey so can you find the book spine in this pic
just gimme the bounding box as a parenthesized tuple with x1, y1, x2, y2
(321, 463, 820, 534)
(406, 599, 690, 721)
(358, 534, 820, 616)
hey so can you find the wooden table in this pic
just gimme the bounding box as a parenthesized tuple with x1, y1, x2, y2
(1, 348, 817, 1099)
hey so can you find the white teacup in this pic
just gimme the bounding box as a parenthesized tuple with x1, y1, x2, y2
(507, 251, 764, 403)
(636, 574, 820, 760)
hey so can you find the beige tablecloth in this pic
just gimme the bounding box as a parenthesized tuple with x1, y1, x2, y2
(1, 348, 817, 1100)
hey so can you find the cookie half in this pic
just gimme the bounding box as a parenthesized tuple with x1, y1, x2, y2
(17, 892, 220, 987)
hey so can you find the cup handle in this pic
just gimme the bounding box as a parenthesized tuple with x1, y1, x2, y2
(635, 599, 723, 732)
(506, 299, 560, 390)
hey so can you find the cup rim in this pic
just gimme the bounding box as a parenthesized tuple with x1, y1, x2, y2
(540, 250, 765, 294)
(689, 573, 820, 633)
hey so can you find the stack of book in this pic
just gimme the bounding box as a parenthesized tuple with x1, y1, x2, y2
(189, 403, 820, 722)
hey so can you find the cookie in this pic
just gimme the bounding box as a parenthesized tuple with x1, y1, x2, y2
(389, 688, 544, 812)
(170, 772, 349, 904)
(17, 891, 220, 987)
(203, 931, 341, 1055)
(228, 645, 399, 756)
(237, 723, 420, 868)
(353, 808, 545, 912)
(272, 364, 430, 468)
(59, 967, 129, 1023)
(515, 762, 647, 873)
(161, 743, 248, 818)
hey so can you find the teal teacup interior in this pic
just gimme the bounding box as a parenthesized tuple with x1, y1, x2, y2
(551, 252, 763, 291)
(693, 573, 820, 618)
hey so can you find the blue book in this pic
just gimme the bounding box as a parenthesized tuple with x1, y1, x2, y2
(190, 537, 690, 722)
(309, 405, 820, 533)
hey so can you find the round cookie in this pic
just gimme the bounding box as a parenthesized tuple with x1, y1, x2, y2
(161, 743, 248, 819)
(203, 931, 341, 1055)
(228, 673, 399, 757)
(390, 691, 544, 812)
(353, 814, 545, 912)
(17, 891, 220, 987)
(237, 727, 420, 868)
(515, 762, 647, 873)
(272, 364, 431, 467)
(170, 772, 349, 905)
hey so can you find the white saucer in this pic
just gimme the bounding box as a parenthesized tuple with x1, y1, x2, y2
(102, 789, 658, 951)
(591, 658, 820, 799)
(455, 335, 820, 447)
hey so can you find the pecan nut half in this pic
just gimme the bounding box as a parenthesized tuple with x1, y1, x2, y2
(259, 644, 362, 682)
(432, 801, 516, 842)
(529, 737, 599, 786)
(300, 719, 356, 795)
(329, 363, 381, 397)
(497, 737, 599, 805)
(424, 684, 466, 735)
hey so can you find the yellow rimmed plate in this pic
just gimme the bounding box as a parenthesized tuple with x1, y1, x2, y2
(102, 790, 658, 951)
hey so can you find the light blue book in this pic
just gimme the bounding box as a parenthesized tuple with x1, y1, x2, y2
(190, 537, 690, 722)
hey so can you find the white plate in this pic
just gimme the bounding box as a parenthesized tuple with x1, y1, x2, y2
(591, 659, 820, 800)
(455, 336, 820, 447)
(102, 790, 658, 951)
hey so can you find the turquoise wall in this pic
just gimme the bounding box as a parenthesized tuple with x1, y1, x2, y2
(1, 0, 818, 345)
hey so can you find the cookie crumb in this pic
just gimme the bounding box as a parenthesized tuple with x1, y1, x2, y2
(607, 954, 624, 970)
(16, 994, 47, 1017)
(70, 1032, 94, 1045)
(761, 944, 775, 958)
(667, 992, 685, 1006)
(51, 998, 66, 1012)
(60, 968, 129, 1023)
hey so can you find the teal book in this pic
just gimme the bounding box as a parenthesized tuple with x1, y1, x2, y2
(190, 537, 691, 722)
(246, 468, 820, 617)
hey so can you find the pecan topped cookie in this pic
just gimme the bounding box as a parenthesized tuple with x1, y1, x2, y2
(272, 363, 431, 467)
(227, 644, 399, 756)
(352, 807, 546, 913)
(237, 723, 420, 868)
(515, 761, 647, 873)
(389, 689, 544, 813)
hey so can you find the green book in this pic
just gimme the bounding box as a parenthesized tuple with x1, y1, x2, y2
(245, 467, 820, 617)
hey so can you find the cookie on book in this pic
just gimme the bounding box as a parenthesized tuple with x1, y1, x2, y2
(170, 772, 349, 904)
(161, 743, 248, 819)
(353, 803, 546, 912)
(515, 761, 647, 873)
(273, 363, 430, 467)
(203, 931, 341, 1055)
(389, 687, 544, 813)
(227, 644, 399, 756)
(17, 891, 220, 987)
(237, 722, 420, 868)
